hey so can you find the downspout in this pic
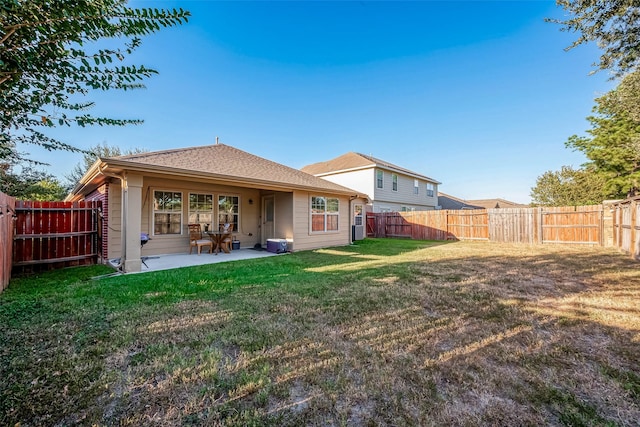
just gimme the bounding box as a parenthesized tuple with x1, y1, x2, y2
(98, 164, 127, 270)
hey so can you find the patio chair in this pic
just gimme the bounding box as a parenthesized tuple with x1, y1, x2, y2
(219, 223, 233, 253)
(189, 224, 213, 255)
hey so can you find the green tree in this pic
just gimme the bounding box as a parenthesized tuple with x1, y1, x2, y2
(65, 142, 146, 186)
(550, 0, 640, 77)
(599, 70, 640, 123)
(0, 0, 189, 164)
(0, 164, 67, 200)
(566, 93, 640, 198)
(530, 165, 609, 206)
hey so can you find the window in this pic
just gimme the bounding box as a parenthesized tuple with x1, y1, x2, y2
(311, 196, 339, 232)
(354, 204, 363, 226)
(414, 179, 419, 194)
(153, 191, 182, 235)
(392, 174, 398, 191)
(376, 170, 383, 189)
(401, 206, 415, 212)
(426, 183, 435, 197)
(189, 193, 213, 232)
(218, 195, 239, 231)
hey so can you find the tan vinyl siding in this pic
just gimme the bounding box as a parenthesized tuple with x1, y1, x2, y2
(108, 176, 263, 258)
(293, 191, 351, 251)
(107, 182, 122, 259)
(373, 169, 437, 210)
(274, 192, 294, 243)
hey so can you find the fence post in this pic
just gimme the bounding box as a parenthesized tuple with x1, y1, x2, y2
(446, 211, 450, 239)
(630, 199, 640, 261)
(537, 208, 543, 244)
(0, 192, 16, 292)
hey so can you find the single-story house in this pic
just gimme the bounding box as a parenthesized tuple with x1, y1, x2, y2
(66, 144, 367, 273)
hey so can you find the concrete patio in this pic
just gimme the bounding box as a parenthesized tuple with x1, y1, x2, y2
(110, 248, 282, 273)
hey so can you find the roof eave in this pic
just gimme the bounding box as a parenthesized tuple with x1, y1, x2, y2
(313, 164, 375, 177)
(101, 159, 362, 197)
(64, 160, 106, 202)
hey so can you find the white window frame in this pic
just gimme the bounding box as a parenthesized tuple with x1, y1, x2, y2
(218, 194, 240, 232)
(188, 193, 214, 232)
(414, 179, 419, 194)
(354, 204, 363, 226)
(153, 190, 183, 236)
(376, 170, 384, 189)
(426, 183, 435, 197)
(310, 196, 340, 233)
(392, 174, 398, 192)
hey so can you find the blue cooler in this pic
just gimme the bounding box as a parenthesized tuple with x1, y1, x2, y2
(266, 239, 288, 254)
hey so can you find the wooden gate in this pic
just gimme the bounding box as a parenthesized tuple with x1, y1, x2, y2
(13, 200, 102, 272)
(366, 212, 377, 237)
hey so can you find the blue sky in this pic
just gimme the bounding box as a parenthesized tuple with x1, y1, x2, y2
(35, 1, 614, 203)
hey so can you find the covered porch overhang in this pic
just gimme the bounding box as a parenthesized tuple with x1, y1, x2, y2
(68, 159, 363, 274)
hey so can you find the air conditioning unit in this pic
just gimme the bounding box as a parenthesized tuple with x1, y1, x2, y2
(352, 225, 364, 241)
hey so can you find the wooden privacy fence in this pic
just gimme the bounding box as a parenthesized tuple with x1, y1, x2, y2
(367, 210, 487, 241)
(0, 191, 16, 293)
(13, 200, 102, 273)
(611, 196, 640, 259)
(367, 205, 604, 245)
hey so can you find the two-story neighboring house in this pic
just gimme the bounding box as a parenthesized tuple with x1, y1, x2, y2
(301, 152, 441, 213)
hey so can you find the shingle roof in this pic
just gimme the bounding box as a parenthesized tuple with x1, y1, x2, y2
(301, 152, 440, 184)
(464, 198, 527, 209)
(103, 144, 360, 195)
(438, 193, 484, 210)
(438, 192, 527, 210)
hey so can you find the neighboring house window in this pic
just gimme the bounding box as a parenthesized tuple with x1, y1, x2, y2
(153, 190, 182, 235)
(354, 204, 363, 226)
(311, 196, 339, 232)
(426, 183, 435, 197)
(376, 170, 383, 189)
(414, 179, 419, 194)
(218, 195, 239, 231)
(392, 174, 398, 191)
(401, 206, 415, 212)
(189, 193, 213, 232)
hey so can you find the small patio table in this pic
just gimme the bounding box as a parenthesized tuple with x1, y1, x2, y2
(206, 231, 232, 254)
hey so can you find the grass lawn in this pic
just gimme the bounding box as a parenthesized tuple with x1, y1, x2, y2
(1, 238, 639, 426)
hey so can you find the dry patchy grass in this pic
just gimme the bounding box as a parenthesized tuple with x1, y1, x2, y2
(1, 240, 639, 426)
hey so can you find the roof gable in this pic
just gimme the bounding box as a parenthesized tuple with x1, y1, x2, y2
(301, 152, 375, 175)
